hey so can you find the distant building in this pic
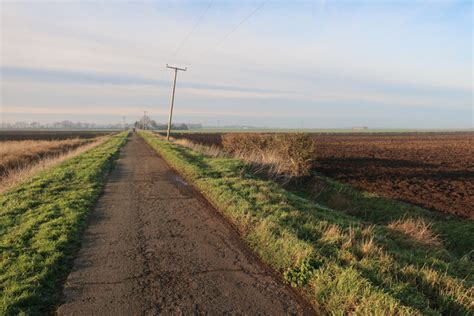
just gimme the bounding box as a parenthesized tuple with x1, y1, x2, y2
(352, 126, 369, 131)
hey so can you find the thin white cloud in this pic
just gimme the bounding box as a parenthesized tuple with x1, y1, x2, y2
(1, 1, 472, 127)
(180, 87, 293, 99)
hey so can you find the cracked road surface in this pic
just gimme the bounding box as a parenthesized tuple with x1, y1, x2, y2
(57, 134, 311, 315)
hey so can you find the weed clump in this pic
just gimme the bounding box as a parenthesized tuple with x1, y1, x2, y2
(284, 257, 321, 287)
(388, 217, 441, 246)
(222, 133, 315, 178)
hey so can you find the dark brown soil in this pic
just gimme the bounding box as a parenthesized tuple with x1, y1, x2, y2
(57, 134, 310, 315)
(0, 130, 112, 141)
(312, 132, 474, 219)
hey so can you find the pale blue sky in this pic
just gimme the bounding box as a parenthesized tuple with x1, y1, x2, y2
(1, 0, 472, 128)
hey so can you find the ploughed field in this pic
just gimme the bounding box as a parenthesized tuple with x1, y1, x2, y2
(171, 132, 474, 219)
(313, 132, 474, 219)
(0, 130, 112, 141)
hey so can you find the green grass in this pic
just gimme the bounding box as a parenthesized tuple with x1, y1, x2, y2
(298, 176, 474, 258)
(140, 131, 473, 315)
(0, 132, 128, 315)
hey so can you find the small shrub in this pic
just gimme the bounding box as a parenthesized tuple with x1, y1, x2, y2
(284, 257, 321, 287)
(222, 133, 315, 178)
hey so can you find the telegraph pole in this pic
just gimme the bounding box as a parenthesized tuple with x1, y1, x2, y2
(166, 64, 187, 141)
(144, 111, 148, 130)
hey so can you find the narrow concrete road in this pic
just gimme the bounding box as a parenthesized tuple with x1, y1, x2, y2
(57, 134, 310, 315)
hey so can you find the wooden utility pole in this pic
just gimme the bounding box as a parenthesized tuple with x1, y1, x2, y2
(144, 111, 148, 130)
(166, 64, 187, 141)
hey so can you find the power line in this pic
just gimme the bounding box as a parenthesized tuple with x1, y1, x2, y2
(201, 1, 267, 57)
(171, 0, 214, 59)
(143, 111, 148, 130)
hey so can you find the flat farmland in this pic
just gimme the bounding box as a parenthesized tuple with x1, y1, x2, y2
(313, 132, 473, 219)
(0, 130, 113, 141)
(3, 131, 472, 314)
(170, 131, 474, 219)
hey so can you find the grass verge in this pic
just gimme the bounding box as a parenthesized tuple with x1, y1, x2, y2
(0, 132, 128, 314)
(140, 131, 473, 315)
(305, 175, 474, 258)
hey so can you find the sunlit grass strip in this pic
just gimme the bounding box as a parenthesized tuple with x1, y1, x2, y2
(140, 131, 473, 315)
(0, 132, 128, 315)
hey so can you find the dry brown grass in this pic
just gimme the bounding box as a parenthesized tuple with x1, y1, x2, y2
(0, 137, 108, 193)
(388, 217, 441, 246)
(0, 138, 90, 176)
(359, 237, 380, 257)
(320, 224, 344, 244)
(341, 227, 356, 250)
(222, 133, 315, 178)
(165, 133, 315, 180)
(173, 138, 227, 158)
(361, 225, 375, 238)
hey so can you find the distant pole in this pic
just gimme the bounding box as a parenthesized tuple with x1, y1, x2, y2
(122, 116, 126, 130)
(144, 111, 148, 130)
(166, 64, 187, 141)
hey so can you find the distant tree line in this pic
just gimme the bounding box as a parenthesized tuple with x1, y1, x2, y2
(134, 115, 202, 130)
(2, 119, 203, 130)
(0, 120, 128, 129)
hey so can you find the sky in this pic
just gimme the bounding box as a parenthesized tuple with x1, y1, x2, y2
(0, 0, 472, 128)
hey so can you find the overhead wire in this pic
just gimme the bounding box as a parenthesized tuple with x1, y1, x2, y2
(199, 1, 267, 58)
(162, 1, 269, 126)
(171, 0, 214, 59)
